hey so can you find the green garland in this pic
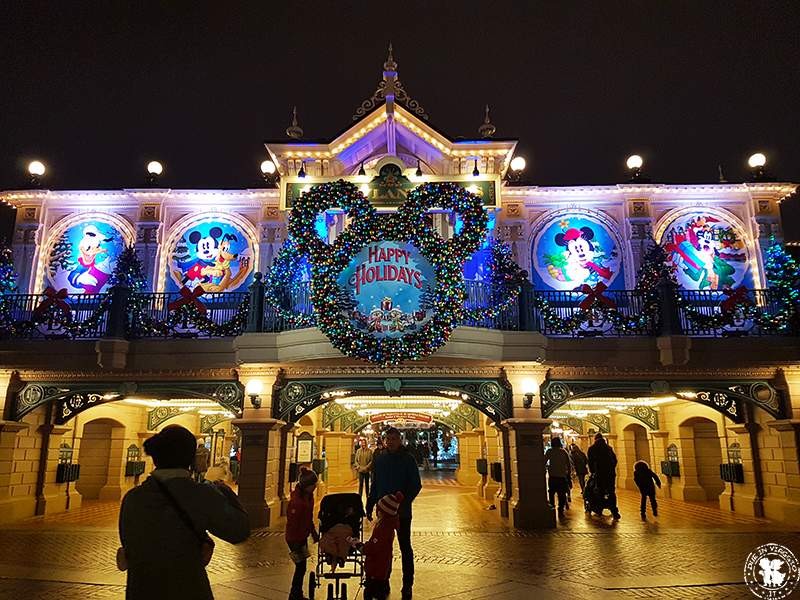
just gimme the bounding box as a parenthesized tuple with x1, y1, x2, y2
(7, 295, 113, 339)
(287, 180, 487, 365)
(129, 294, 250, 338)
(264, 238, 317, 328)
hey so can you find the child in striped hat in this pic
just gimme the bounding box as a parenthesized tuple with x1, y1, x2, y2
(349, 491, 404, 600)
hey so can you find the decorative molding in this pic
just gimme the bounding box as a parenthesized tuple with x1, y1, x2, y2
(618, 405, 659, 430)
(14, 368, 239, 382)
(280, 366, 508, 379)
(147, 406, 181, 430)
(200, 413, 231, 433)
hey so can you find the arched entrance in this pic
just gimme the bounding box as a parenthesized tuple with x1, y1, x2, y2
(76, 417, 126, 501)
(620, 423, 652, 491)
(678, 417, 725, 502)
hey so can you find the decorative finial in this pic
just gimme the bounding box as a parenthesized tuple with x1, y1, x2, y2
(478, 104, 496, 138)
(286, 106, 303, 139)
(384, 42, 397, 71)
(718, 164, 727, 183)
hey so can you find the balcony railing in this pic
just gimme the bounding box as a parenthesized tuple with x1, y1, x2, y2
(0, 279, 795, 341)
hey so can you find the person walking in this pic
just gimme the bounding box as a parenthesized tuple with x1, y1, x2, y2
(633, 460, 662, 520)
(366, 427, 422, 600)
(193, 440, 210, 483)
(587, 432, 621, 520)
(285, 467, 320, 600)
(569, 443, 589, 493)
(544, 437, 572, 517)
(118, 425, 250, 600)
(354, 439, 374, 500)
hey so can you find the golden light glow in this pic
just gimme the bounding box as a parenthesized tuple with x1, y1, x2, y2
(510, 156, 526, 172)
(245, 379, 264, 396)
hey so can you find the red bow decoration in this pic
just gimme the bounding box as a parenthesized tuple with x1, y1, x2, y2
(33, 287, 71, 317)
(578, 282, 617, 311)
(721, 286, 750, 313)
(168, 285, 207, 314)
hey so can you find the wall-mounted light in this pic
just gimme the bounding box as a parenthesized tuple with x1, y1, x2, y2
(472, 159, 480, 177)
(506, 156, 526, 185)
(748, 152, 767, 181)
(521, 378, 538, 409)
(147, 160, 163, 186)
(27, 160, 46, 187)
(245, 379, 264, 409)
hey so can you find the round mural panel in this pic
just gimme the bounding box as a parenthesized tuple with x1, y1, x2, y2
(167, 218, 254, 292)
(532, 214, 623, 291)
(44, 218, 127, 294)
(660, 213, 751, 290)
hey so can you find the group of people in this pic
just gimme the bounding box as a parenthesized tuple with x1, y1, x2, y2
(544, 432, 662, 521)
(287, 427, 421, 600)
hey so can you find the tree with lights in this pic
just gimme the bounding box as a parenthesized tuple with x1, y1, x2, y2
(48, 232, 74, 277)
(112, 245, 148, 291)
(0, 240, 18, 295)
(764, 237, 800, 305)
(635, 237, 677, 292)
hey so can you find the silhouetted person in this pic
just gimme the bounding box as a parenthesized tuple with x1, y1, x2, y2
(354, 439, 374, 500)
(569, 443, 589, 493)
(118, 425, 250, 600)
(634, 460, 662, 520)
(588, 432, 621, 520)
(367, 427, 421, 599)
(544, 437, 572, 517)
(285, 467, 320, 600)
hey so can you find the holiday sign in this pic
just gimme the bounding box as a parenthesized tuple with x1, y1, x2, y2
(337, 241, 437, 338)
(369, 412, 434, 424)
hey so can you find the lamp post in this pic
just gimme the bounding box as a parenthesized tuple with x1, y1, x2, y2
(146, 161, 163, 186)
(505, 156, 526, 185)
(27, 160, 46, 187)
(748, 152, 767, 181)
(260, 159, 279, 188)
(626, 154, 646, 182)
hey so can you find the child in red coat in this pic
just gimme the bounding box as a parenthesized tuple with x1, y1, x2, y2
(285, 467, 319, 600)
(350, 491, 404, 600)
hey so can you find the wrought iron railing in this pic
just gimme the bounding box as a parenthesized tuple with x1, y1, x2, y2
(0, 282, 795, 341)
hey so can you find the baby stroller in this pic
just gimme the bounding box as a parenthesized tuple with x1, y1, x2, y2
(309, 493, 365, 600)
(583, 473, 613, 516)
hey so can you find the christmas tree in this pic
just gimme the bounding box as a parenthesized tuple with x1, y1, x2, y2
(48, 232, 75, 277)
(172, 236, 190, 266)
(635, 237, 677, 292)
(764, 237, 800, 305)
(0, 240, 18, 294)
(112, 245, 148, 291)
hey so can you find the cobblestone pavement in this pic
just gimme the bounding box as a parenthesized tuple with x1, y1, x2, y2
(0, 472, 798, 599)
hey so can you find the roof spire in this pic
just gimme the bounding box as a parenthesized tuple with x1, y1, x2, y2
(286, 106, 303, 139)
(478, 104, 496, 138)
(384, 42, 397, 72)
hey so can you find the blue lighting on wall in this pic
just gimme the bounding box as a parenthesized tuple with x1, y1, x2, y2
(315, 213, 328, 241)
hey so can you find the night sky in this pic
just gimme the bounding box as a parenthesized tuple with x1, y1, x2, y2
(1, 2, 799, 237)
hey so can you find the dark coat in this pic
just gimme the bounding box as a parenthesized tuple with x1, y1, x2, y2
(570, 447, 589, 475)
(367, 447, 422, 519)
(634, 466, 662, 495)
(587, 440, 618, 490)
(119, 472, 250, 600)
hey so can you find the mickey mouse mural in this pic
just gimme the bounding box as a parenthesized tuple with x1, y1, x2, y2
(44, 217, 127, 294)
(532, 213, 623, 291)
(167, 218, 254, 292)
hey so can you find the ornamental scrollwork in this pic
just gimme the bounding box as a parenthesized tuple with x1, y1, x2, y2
(618, 405, 660, 430)
(147, 407, 182, 431)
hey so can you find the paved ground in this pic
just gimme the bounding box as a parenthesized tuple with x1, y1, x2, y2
(0, 472, 798, 599)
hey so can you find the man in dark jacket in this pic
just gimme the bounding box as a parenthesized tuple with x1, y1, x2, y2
(367, 427, 422, 600)
(569, 443, 589, 493)
(587, 432, 621, 519)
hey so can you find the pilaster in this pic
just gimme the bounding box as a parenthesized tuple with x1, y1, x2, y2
(454, 430, 482, 487)
(37, 424, 77, 516)
(322, 431, 356, 486)
(764, 419, 800, 525)
(721, 423, 764, 518)
(0, 421, 33, 523)
(502, 418, 556, 529)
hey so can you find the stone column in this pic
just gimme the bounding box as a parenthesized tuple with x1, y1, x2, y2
(503, 418, 556, 529)
(496, 424, 512, 518)
(98, 424, 127, 501)
(455, 430, 482, 487)
(231, 416, 285, 528)
(764, 419, 800, 524)
(0, 421, 32, 523)
(37, 424, 77, 516)
(482, 423, 501, 500)
(323, 431, 356, 487)
(720, 423, 764, 517)
(278, 422, 298, 517)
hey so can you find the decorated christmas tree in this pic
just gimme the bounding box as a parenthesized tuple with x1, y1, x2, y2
(764, 237, 800, 305)
(635, 237, 677, 292)
(48, 232, 74, 277)
(0, 240, 18, 294)
(112, 245, 148, 291)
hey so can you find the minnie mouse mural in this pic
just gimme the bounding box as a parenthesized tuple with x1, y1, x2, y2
(533, 214, 623, 291)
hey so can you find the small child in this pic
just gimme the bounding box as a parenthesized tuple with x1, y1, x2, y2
(350, 491, 404, 600)
(285, 467, 320, 600)
(633, 460, 662, 520)
(319, 507, 355, 570)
